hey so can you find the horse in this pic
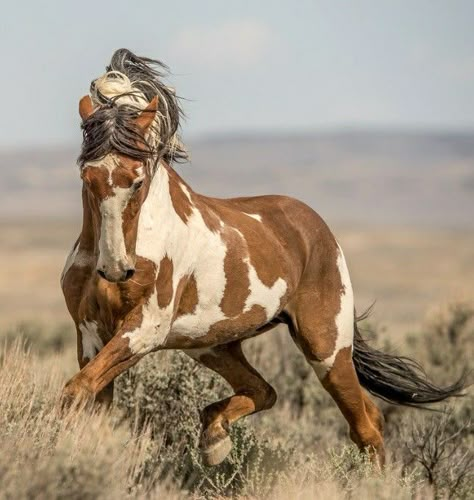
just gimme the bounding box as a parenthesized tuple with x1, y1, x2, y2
(61, 49, 465, 467)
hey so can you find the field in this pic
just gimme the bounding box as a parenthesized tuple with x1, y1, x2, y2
(1, 132, 473, 498)
(0, 219, 473, 499)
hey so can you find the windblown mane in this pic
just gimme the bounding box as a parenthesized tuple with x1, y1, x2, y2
(78, 48, 188, 168)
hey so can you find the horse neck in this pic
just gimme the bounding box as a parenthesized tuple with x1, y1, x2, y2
(136, 161, 204, 267)
(145, 159, 198, 222)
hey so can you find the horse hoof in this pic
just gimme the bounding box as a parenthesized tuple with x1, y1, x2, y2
(201, 435, 232, 466)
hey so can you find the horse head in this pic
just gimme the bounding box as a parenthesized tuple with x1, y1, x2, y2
(78, 95, 158, 282)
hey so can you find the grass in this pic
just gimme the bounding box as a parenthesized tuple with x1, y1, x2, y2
(0, 302, 472, 499)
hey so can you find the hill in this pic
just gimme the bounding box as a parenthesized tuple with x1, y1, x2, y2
(1, 131, 473, 227)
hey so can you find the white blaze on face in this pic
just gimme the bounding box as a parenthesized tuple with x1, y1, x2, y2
(90, 155, 146, 274)
(79, 320, 104, 361)
(97, 185, 132, 271)
(310, 244, 354, 379)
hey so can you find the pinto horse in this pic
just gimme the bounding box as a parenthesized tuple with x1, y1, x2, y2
(61, 49, 465, 467)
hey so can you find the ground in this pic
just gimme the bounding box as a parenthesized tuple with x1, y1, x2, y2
(0, 219, 472, 498)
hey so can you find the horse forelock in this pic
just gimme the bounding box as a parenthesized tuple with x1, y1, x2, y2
(78, 48, 188, 169)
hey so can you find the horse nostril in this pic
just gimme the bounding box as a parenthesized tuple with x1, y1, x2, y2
(125, 269, 135, 280)
(97, 269, 106, 279)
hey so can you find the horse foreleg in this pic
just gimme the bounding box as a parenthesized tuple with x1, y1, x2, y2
(185, 341, 276, 466)
(74, 325, 114, 407)
(61, 316, 153, 410)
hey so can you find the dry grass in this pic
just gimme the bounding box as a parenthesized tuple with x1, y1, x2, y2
(0, 342, 182, 499)
(0, 303, 472, 499)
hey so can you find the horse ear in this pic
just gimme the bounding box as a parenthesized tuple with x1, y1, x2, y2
(135, 96, 159, 132)
(79, 95, 94, 121)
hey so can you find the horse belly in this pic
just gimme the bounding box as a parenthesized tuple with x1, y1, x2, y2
(166, 279, 288, 348)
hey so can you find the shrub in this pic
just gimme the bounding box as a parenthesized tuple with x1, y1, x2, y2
(401, 409, 473, 499)
(115, 349, 294, 497)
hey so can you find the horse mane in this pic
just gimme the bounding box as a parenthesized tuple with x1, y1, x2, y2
(78, 48, 188, 168)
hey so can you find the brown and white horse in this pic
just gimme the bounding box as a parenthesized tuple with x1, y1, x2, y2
(61, 49, 465, 467)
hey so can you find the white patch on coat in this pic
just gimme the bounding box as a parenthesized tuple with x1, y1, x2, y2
(60, 240, 80, 286)
(97, 185, 133, 271)
(179, 183, 193, 203)
(123, 289, 175, 354)
(310, 245, 354, 379)
(124, 163, 288, 353)
(60, 242, 93, 287)
(244, 261, 287, 320)
(131, 165, 227, 348)
(124, 166, 229, 351)
(243, 212, 262, 222)
(79, 320, 104, 360)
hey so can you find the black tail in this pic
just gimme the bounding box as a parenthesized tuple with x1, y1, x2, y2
(352, 314, 467, 408)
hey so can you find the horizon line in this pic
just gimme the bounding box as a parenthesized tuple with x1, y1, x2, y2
(1, 125, 473, 153)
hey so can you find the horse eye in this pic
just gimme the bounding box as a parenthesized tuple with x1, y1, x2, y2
(134, 179, 144, 190)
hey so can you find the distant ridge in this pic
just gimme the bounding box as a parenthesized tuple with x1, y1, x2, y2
(1, 131, 473, 228)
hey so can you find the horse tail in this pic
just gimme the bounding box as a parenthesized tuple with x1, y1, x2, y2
(352, 311, 467, 408)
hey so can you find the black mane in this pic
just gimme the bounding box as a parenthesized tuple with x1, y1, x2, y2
(78, 48, 187, 167)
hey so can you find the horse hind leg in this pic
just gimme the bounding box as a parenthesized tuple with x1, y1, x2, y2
(286, 259, 385, 465)
(184, 340, 276, 466)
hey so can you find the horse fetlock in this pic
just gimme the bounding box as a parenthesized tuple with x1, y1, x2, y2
(350, 427, 385, 468)
(199, 421, 232, 466)
(60, 376, 95, 411)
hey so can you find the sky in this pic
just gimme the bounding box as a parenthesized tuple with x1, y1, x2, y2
(1, 0, 474, 149)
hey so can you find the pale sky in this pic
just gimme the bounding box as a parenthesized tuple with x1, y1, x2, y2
(1, 0, 473, 148)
